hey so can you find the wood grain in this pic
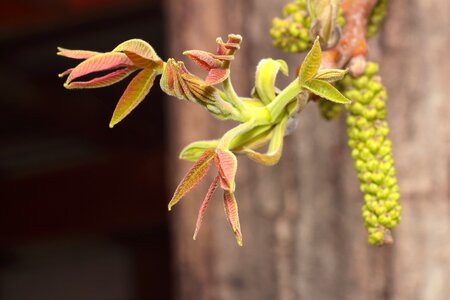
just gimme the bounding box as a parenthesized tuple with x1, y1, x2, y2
(165, 0, 450, 299)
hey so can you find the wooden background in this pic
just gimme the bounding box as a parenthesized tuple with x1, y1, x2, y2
(165, 0, 450, 299)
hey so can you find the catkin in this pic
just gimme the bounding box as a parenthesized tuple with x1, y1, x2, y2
(341, 62, 401, 245)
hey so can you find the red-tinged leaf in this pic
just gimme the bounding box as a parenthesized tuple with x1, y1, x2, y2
(216, 38, 227, 55)
(205, 68, 230, 85)
(124, 50, 164, 70)
(160, 59, 176, 95)
(65, 67, 137, 89)
(183, 50, 223, 71)
(214, 149, 237, 192)
(109, 68, 156, 128)
(58, 68, 73, 78)
(168, 149, 216, 211)
(65, 52, 133, 87)
(193, 175, 219, 240)
(223, 191, 243, 246)
(112, 39, 161, 62)
(57, 47, 100, 59)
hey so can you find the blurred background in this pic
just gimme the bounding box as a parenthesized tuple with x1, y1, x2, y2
(1, 0, 449, 300)
(0, 0, 170, 299)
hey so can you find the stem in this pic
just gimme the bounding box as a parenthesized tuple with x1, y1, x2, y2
(218, 119, 256, 149)
(222, 76, 246, 114)
(267, 79, 303, 121)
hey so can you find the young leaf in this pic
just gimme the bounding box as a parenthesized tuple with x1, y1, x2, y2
(242, 116, 288, 166)
(57, 47, 100, 59)
(223, 191, 243, 246)
(315, 68, 348, 82)
(64, 52, 133, 88)
(193, 175, 219, 240)
(179, 140, 220, 161)
(64, 67, 137, 89)
(109, 68, 156, 128)
(298, 37, 321, 84)
(113, 39, 161, 62)
(215, 149, 237, 192)
(302, 79, 351, 104)
(254, 58, 288, 104)
(183, 50, 223, 70)
(168, 149, 216, 211)
(113, 39, 164, 72)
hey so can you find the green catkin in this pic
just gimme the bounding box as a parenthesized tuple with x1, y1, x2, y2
(341, 62, 401, 246)
(367, 0, 387, 38)
(270, 0, 345, 53)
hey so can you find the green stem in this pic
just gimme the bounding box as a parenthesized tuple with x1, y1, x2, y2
(218, 119, 256, 149)
(267, 79, 303, 121)
(222, 76, 246, 114)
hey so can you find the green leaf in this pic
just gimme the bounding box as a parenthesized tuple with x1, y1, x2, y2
(298, 37, 321, 84)
(109, 68, 156, 128)
(193, 175, 219, 240)
(302, 79, 351, 104)
(242, 116, 288, 166)
(315, 68, 348, 82)
(179, 140, 220, 161)
(223, 191, 243, 246)
(254, 59, 288, 105)
(168, 149, 216, 211)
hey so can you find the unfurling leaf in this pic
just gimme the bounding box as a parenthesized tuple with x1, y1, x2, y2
(64, 67, 137, 89)
(254, 58, 289, 104)
(193, 175, 219, 240)
(179, 140, 220, 161)
(112, 39, 164, 71)
(57, 47, 100, 59)
(315, 68, 348, 82)
(302, 79, 351, 104)
(298, 36, 321, 83)
(63, 52, 133, 88)
(215, 149, 237, 192)
(243, 116, 288, 166)
(168, 149, 216, 211)
(223, 191, 243, 246)
(183, 50, 224, 70)
(109, 68, 156, 128)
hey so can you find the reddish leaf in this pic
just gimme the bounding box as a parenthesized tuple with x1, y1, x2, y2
(223, 191, 243, 246)
(112, 39, 161, 62)
(57, 47, 100, 59)
(113, 39, 163, 72)
(215, 149, 237, 192)
(183, 50, 223, 70)
(65, 52, 133, 87)
(193, 175, 219, 240)
(58, 68, 73, 78)
(64, 66, 137, 89)
(168, 149, 216, 211)
(124, 50, 164, 70)
(109, 68, 156, 128)
(204, 68, 230, 85)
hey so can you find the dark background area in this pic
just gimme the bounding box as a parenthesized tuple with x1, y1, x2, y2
(0, 0, 171, 299)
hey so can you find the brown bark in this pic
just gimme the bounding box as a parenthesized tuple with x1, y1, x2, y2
(165, 0, 450, 299)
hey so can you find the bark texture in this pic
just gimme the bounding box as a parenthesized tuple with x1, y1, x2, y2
(165, 0, 450, 299)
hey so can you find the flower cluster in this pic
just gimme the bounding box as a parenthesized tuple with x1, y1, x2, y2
(270, 0, 345, 53)
(367, 0, 387, 38)
(341, 63, 401, 245)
